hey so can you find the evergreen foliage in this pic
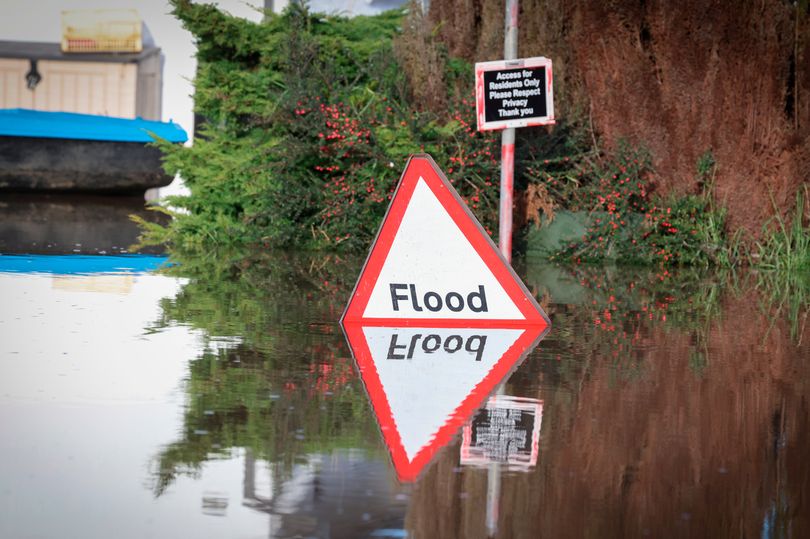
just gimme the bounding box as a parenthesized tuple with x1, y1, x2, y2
(142, 1, 502, 252)
(137, 1, 805, 272)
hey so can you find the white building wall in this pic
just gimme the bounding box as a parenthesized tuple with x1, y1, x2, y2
(0, 58, 137, 118)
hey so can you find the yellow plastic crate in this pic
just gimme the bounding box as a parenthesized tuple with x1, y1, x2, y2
(61, 9, 142, 53)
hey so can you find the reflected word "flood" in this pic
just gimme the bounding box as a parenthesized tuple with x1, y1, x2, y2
(387, 333, 487, 362)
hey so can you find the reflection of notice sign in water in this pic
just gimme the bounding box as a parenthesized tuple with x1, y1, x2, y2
(475, 57, 554, 131)
(461, 395, 542, 470)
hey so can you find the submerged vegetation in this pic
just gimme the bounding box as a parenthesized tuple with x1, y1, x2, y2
(530, 144, 730, 268)
(753, 188, 810, 273)
(136, 1, 809, 273)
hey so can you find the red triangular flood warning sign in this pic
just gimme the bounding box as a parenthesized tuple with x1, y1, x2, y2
(341, 154, 550, 482)
(342, 154, 550, 327)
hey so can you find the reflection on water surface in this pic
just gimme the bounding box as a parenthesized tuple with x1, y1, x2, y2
(1, 248, 808, 538)
(0, 193, 168, 255)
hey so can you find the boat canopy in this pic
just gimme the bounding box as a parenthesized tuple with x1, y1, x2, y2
(0, 108, 187, 143)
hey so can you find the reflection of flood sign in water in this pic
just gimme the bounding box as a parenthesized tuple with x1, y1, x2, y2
(475, 57, 555, 131)
(342, 324, 546, 481)
(461, 395, 543, 470)
(342, 154, 549, 325)
(341, 154, 550, 481)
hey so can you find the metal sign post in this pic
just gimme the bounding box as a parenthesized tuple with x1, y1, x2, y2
(473, 2, 557, 529)
(476, 2, 555, 264)
(499, 0, 519, 263)
(495, 5, 517, 528)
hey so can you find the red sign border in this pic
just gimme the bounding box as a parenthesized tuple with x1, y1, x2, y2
(341, 154, 550, 329)
(342, 321, 547, 482)
(475, 56, 555, 132)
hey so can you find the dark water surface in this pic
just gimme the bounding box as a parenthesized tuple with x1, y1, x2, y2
(1, 199, 809, 538)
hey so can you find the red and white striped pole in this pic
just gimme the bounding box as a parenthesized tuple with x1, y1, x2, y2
(499, 0, 519, 263)
(489, 11, 519, 538)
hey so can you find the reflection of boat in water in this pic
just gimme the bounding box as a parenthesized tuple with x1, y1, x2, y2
(241, 449, 409, 538)
(0, 109, 186, 193)
(0, 193, 168, 254)
(0, 254, 167, 275)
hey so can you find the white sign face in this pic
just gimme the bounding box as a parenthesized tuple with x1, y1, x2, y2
(363, 178, 523, 320)
(342, 323, 545, 481)
(342, 155, 549, 326)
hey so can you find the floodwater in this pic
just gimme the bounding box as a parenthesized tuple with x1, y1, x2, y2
(1, 196, 809, 538)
